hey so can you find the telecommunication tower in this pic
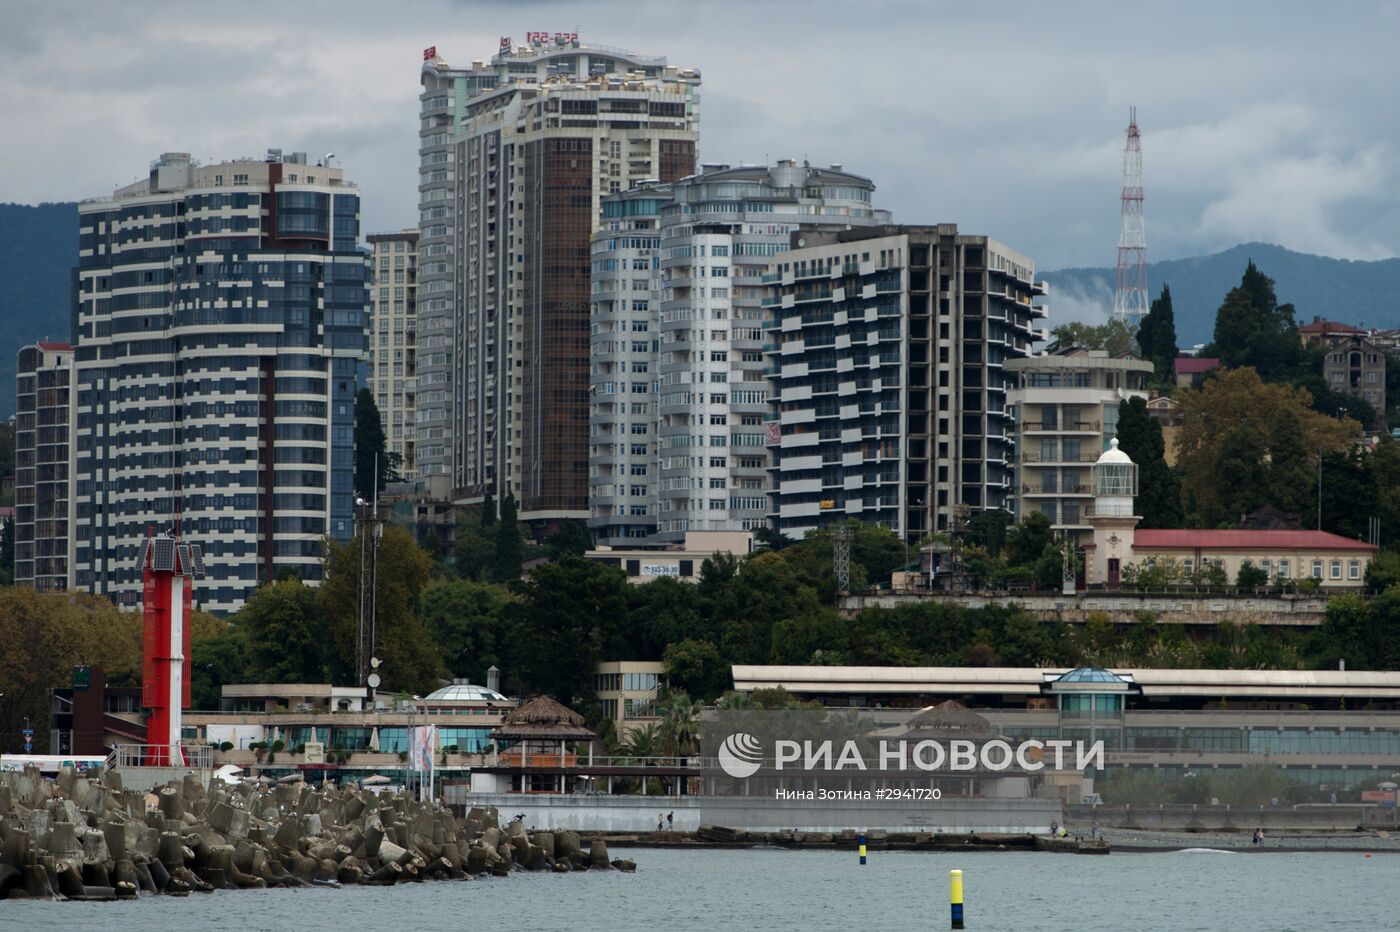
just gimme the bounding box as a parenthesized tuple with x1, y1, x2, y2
(1112, 108, 1148, 324)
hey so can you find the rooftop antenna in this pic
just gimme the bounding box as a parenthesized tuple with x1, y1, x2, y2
(1112, 108, 1148, 325)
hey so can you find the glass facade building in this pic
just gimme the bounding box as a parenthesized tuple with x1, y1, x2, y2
(73, 151, 368, 613)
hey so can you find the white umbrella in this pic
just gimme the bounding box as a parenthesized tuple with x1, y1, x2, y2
(361, 775, 391, 785)
(213, 764, 244, 785)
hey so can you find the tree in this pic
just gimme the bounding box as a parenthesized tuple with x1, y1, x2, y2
(190, 630, 248, 710)
(353, 388, 401, 500)
(1116, 396, 1183, 528)
(233, 576, 331, 683)
(1175, 367, 1358, 523)
(454, 511, 498, 582)
(0, 590, 142, 753)
(512, 556, 630, 702)
(627, 576, 706, 657)
(657, 691, 702, 758)
(0, 516, 13, 586)
(960, 509, 1013, 556)
(1266, 406, 1316, 519)
(419, 580, 511, 686)
(661, 639, 730, 701)
(1206, 261, 1304, 380)
(322, 524, 443, 692)
(1005, 512, 1054, 569)
(1136, 284, 1178, 381)
(545, 519, 592, 560)
(1236, 561, 1269, 588)
(494, 491, 525, 582)
(1215, 429, 1269, 524)
(480, 493, 497, 528)
(1049, 319, 1137, 357)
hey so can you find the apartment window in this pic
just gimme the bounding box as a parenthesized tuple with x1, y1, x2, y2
(1349, 559, 1361, 580)
(629, 464, 648, 476)
(710, 457, 725, 468)
(1312, 560, 1323, 579)
(709, 478, 725, 489)
(1278, 560, 1290, 578)
(630, 444, 647, 456)
(233, 173, 248, 185)
(1330, 560, 1342, 580)
(709, 499, 725, 510)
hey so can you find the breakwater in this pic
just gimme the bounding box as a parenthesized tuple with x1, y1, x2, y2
(0, 766, 633, 902)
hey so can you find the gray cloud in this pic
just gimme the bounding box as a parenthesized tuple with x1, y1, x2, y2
(1, 0, 1396, 273)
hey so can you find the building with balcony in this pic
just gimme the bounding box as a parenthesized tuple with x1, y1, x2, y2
(421, 38, 700, 521)
(588, 182, 669, 544)
(594, 660, 668, 737)
(73, 150, 368, 612)
(1006, 348, 1152, 543)
(367, 230, 419, 477)
(14, 341, 74, 591)
(767, 224, 1047, 540)
(1322, 335, 1386, 426)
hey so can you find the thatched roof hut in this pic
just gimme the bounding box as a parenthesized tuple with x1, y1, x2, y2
(898, 700, 997, 739)
(493, 695, 596, 740)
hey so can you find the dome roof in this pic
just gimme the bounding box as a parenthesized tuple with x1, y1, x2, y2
(1095, 436, 1134, 466)
(422, 683, 508, 703)
(1055, 666, 1125, 684)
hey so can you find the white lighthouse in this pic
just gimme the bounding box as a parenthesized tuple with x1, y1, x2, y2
(1087, 437, 1140, 588)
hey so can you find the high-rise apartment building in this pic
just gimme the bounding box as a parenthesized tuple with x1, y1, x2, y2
(588, 183, 669, 544)
(589, 162, 891, 546)
(14, 341, 75, 591)
(767, 225, 1047, 540)
(74, 151, 368, 612)
(368, 230, 419, 477)
(1005, 348, 1152, 544)
(421, 37, 699, 520)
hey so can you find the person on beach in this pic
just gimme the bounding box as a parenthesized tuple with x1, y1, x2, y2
(1252, 829, 1260, 846)
(658, 814, 664, 831)
(667, 811, 674, 830)
(1049, 819, 1058, 836)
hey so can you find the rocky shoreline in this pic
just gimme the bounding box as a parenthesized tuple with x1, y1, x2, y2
(0, 767, 633, 902)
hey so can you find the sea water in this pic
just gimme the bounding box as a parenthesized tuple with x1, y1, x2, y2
(4, 847, 1392, 931)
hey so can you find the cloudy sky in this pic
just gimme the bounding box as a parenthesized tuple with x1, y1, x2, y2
(3, 0, 1396, 281)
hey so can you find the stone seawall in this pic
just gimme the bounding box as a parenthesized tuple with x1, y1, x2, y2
(454, 793, 1059, 835)
(842, 592, 1332, 627)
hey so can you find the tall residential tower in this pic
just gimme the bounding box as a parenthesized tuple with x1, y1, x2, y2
(420, 37, 699, 520)
(767, 225, 1047, 540)
(74, 151, 368, 612)
(367, 229, 419, 477)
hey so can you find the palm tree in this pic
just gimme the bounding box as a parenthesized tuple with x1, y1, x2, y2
(658, 692, 701, 761)
(620, 721, 661, 762)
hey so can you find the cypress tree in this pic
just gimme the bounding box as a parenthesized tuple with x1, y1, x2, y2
(493, 491, 524, 582)
(1116, 397, 1184, 528)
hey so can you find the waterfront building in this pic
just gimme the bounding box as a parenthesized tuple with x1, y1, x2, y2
(421, 38, 700, 521)
(594, 660, 667, 736)
(731, 663, 1400, 794)
(1172, 356, 1219, 388)
(14, 341, 75, 591)
(767, 225, 1047, 540)
(367, 229, 419, 477)
(1006, 348, 1152, 544)
(584, 529, 753, 583)
(1086, 439, 1375, 588)
(74, 151, 368, 612)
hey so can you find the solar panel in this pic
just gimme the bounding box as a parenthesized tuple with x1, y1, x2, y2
(152, 537, 177, 572)
(137, 538, 152, 569)
(176, 543, 190, 573)
(188, 545, 206, 578)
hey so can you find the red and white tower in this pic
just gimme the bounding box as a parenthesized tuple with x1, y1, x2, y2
(139, 531, 205, 765)
(1112, 108, 1148, 324)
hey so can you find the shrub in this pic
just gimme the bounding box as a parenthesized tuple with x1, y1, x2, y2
(218, 741, 234, 752)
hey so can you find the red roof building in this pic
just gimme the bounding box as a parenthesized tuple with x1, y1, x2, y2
(1299, 317, 1364, 347)
(1172, 356, 1220, 387)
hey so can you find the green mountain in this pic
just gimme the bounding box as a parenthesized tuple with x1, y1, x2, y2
(1043, 243, 1400, 346)
(0, 202, 77, 416)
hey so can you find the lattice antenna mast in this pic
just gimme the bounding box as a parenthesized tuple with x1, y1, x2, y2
(1112, 107, 1148, 324)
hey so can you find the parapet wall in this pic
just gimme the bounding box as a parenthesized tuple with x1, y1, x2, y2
(842, 592, 1333, 626)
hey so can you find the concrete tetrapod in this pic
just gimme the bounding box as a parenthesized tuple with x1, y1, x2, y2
(0, 764, 637, 903)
